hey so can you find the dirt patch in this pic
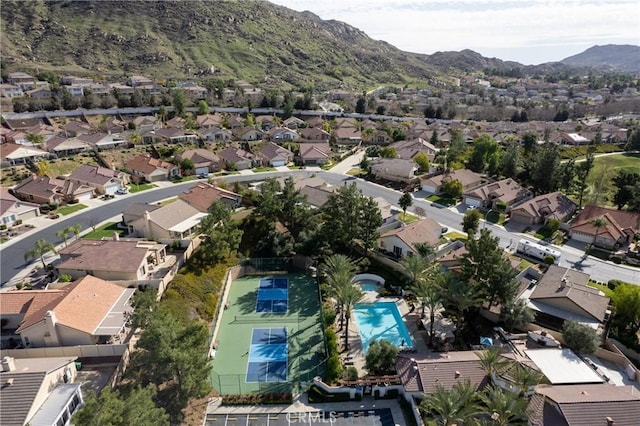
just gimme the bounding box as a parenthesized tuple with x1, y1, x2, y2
(181, 391, 217, 426)
(98, 145, 152, 170)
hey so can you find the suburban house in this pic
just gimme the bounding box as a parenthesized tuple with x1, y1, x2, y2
(3, 275, 135, 347)
(178, 183, 242, 211)
(527, 383, 640, 426)
(378, 218, 443, 258)
(129, 199, 207, 242)
(570, 205, 640, 250)
(198, 126, 232, 144)
(510, 192, 578, 226)
(298, 143, 331, 165)
(255, 115, 277, 131)
(363, 130, 393, 145)
(143, 127, 197, 144)
(1, 188, 40, 226)
(396, 351, 488, 398)
(56, 238, 167, 282)
(0, 83, 24, 98)
(333, 126, 362, 145)
(299, 127, 331, 142)
(0, 143, 49, 166)
(257, 142, 294, 167)
(41, 136, 91, 157)
(218, 146, 255, 170)
(370, 158, 419, 184)
(122, 203, 161, 227)
(60, 120, 93, 137)
(232, 126, 263, 142)
(67, 164, 127, 195)
(76, 133, 127, 151)
(125, 155, 179, 183)
(300, 184, 337, 209)
(131, 115, 161, 134)
(267, 127, 299, 142)
(176, 149, 222, 174)
(463, 178, 531, 210)
(373, 196, 400, 225)
(421, 169, 484, 194)
(196, 113, 225, 129)
(283, 116, 305, 130)
(519, 265, 610, 332)
(391, 138, 440, 161)
(0, 356, 83, 426)
(12, 175, 94, 205)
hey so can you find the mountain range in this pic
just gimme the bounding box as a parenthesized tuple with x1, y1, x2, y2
(0, 0, 637, 90)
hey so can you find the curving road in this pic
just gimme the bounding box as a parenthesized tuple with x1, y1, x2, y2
(1, 170, 639, 286)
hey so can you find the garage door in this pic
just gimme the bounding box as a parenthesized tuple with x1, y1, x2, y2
(464, 197, 482, 207)
(105, 185, 119, 195)
(194, 166, 209, 175)
(75, 192, 93, 202)
(271, 160, 286, 167)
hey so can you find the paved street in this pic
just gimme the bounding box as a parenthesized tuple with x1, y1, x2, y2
(2, 160, 639, 287)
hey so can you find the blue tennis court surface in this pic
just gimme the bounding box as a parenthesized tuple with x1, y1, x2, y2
(247, 328, 288, 382)
(256, 277, 289, 313)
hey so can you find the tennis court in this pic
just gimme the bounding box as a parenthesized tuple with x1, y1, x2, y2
(256, 277, 289, 313)
(247, 327, 288, 382)
(211, 273, 326, 394)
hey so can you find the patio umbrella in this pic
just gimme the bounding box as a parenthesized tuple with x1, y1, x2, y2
(480, 336, 493, 346)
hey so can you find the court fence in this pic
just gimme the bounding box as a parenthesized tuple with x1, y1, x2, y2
(233, 313, 306, 324)
(211, 358, 327, 395)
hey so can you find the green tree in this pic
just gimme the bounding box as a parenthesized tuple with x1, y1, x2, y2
(127, 288, 159, 331)
(612, 170, 640, 210)
(441, 179, 463, 199)
(359, 155, 370, 174)
(530, 142, 561, 195)
(441, 275, 483, 340)
(467, 135, 501, 174)
(172, 89, 187, 117)
(73, 386, 169, 426)
(365, 339, 399, 374)
(479, 385, 528, 426)
(521, 132, 537, 156)
(611, 284, 640, 346)
(562, 320, 599, 354)
(133, 311, 211, 420)
(70, 223, 82, 240)
(338, 280, 364, 349)
(198, 202, 243, 264)
(379, 146, 397, 159)
(510, 363, 545, 397)
(399, 191, 413, 219)
(24, 239, 56, 269)
(447, 129, 467, 164)
(197, 100, 210, 116)
(321, 182, 382, 254)
(501, 298, 534, 332)
(587, 164, 614, 205)
(26, 132, 45, 145)
(477, 347, 510, 383)
(576, 147, 595, 207)
(56, 225, 74, 248)
(413, 152, 430, 173)
(591, 216, 608, 248)
(499, 138, 520, 178)
(179, 158, 194, 175)
(461, 208, 482, 235)
(419, 381, 481, 426)
(355, 96, 366, 114)
(321, 254, 358, 330)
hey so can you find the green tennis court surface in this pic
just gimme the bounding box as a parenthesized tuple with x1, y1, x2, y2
(211, 273, 326, 394)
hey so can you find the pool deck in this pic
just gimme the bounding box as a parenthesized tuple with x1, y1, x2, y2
(341, 293, 429, 375)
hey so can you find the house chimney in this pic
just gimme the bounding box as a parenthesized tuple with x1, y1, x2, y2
(606, 417, 615, 426)
(560, 278, 567, 289)
(44, 310, 60, 346)
(113, 232, 119, 241)
(1, 356, 16, 372)
(5, 378, 14, 386)
(455, 371, 461, 378)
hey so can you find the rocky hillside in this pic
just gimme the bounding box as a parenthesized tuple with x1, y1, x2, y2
(561, 45, 640, 73)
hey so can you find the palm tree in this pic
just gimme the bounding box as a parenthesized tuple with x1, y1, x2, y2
(510, 363, 545, 397)
(442, 275, 483, 341)
(419, 381, 481, 426)
(321, 255, 358, 329)
(591, 216, 607, 249)
(479, 385, 528, 426)
(338, 280, 364, 350)
(56, 226, 72, 248)
(70, 224, 82, 241)
(416, 275, 445, 347)
(24, 239, 57, 269)
(476, 347, 510, 383)
(401, 254, 430, 289)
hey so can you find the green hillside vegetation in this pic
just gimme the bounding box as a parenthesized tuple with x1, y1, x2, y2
(0, 0, 439, 89)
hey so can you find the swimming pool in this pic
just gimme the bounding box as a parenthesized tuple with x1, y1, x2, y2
(358, 280, 380, 292)
(353, 302, 413, 353)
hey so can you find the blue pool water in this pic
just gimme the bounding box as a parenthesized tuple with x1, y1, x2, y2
(354, 302, 413, 353)
(359, 280, 380, 292)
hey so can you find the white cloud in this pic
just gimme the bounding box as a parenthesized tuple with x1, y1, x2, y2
(272, 0, 640, 64)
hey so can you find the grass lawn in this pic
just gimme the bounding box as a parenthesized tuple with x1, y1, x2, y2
(55, 204, 88, 216)
(84, 222, 126, 240)
(444, 231, 467, 241)
(486, 210, 506, 225)
(128, 183, 156, 193)
(214, 171, 241, 176)
(534, 226, 555, 240)
(588, 281, 614, 299)
(252, 166, 277, 173)
(399, 212, 419, 224)
(346, 167, 364, 176)
(172, 176, 196, 184)
(320, 161, 334, 170)
(426, 194, 457, 207)
(593, 152, 640, 174)
(287, 165, 305, 170)
(0, 237, 9, 244)
(516, 259, 535, 271)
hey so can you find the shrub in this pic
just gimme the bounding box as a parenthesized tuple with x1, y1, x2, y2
(0, 225, 6, 230)
(365, 339, 399, 375)
(342, 366, 358, 380)
(608, 279, 624, 290)
(543, 255, 556, 265)
(562, 320, 599, 354)
(59, 274, 73, 283)
(495, 201, 508, 211)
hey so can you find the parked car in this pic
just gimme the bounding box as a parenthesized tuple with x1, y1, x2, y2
(47, 213, 60, 219)
(198, 173, 209, 179)
(115, 187, 128, 195)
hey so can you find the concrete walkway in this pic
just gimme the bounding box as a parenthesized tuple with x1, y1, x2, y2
(329, 149, 366, 175)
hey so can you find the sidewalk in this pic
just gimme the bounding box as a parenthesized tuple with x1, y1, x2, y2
(329, 149, 366, 175)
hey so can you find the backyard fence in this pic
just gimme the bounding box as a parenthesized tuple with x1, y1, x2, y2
(233, 313, 306, 324)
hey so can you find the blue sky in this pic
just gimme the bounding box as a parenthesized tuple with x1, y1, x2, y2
(271, 0, 640, 65)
